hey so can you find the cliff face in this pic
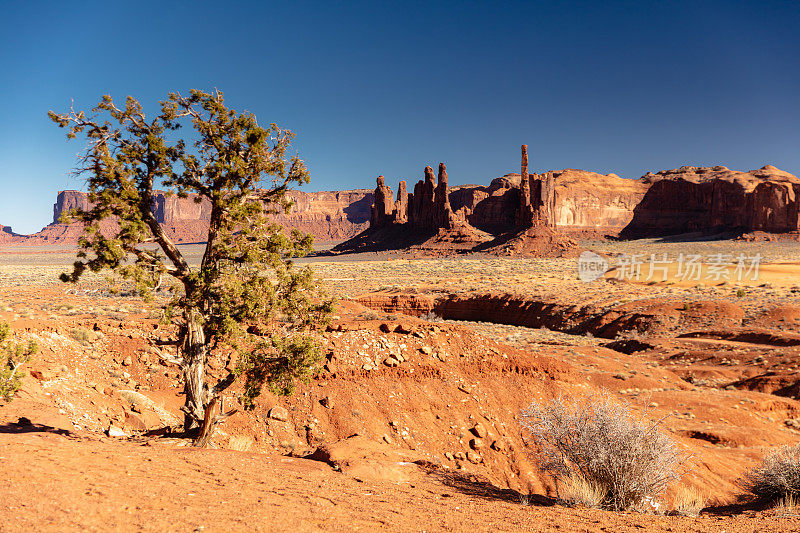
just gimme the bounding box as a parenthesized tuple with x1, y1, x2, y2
(552, 170, 649, 234)
(620, 165, 800, 238)
(46, 189, 373, 244)
(10, 162, 800, 248)
(53, 191, 91, 223)
(366, 148, 650, 240)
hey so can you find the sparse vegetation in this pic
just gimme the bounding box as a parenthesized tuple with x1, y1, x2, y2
(0, 322, 38, 403)
(740, 443, 800, 504)
(421, 311, 443, 322)
(520, 391, 687, 511)
(70, 326, 98, 345)
(358, 310, 380, 321)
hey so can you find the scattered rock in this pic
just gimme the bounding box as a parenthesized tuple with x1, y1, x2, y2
(269, 406, 289, 422)
(472, 423, 487, 438)
(467, 451, 482, 464)
(107, 425, 127, 438)
(491, 440, 507, 452)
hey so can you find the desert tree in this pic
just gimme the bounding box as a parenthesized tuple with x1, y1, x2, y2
(0, 322, 38, 403)
(49, 89, 332, 445)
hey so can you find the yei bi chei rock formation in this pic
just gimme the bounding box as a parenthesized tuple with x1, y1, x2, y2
(338, 145, 578, 256)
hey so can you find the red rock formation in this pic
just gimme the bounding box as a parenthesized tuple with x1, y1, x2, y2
(515, 145, 532, 226)
(551, 170, 649, 235)
(370, 176, 394, 228)
(434, 164, 453, 228)
(394, 181, 408, 224)
(513, 145, 556, 229)
(620, 165, 800, 238)
(53, 191, 91, 223)
(409, 166, 437, 230)
(43, 188, 373, 244)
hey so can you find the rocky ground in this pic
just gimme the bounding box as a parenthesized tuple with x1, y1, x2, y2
(2, 240, 800, 531)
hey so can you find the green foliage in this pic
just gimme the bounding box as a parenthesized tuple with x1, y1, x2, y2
(50, 89, 333, 436)
(0, 322, 38, 403)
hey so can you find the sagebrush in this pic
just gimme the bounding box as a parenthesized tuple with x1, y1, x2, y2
(520, 391, 687, 511)
(740, 443, 800, 504)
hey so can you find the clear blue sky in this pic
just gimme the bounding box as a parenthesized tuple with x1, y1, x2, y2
(1, 0, 798, 234)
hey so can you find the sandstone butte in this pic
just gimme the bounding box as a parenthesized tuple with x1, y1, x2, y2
(1, 151, 798, 249)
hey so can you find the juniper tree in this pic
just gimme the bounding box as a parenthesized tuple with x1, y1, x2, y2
(49, 90, 332, 445)
(0, 322, 38, 403)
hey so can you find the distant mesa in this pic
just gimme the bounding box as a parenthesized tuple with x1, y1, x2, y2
(1, 155, 798, 250)
(0, 189, 374, 245)
(620, 165, 800, 238)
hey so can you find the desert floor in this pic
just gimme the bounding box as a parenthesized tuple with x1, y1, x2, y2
(2, 239, 800, 532)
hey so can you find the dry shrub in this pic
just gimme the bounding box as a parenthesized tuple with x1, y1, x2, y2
(420, 311, 443, 322)
(70, 327, 98, 345)
(0, 322, 38, 402)
(741, 443, 800, 504)
(520, 391, 687, 511)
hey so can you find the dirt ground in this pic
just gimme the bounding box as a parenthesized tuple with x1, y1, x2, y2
(2, 239, 800, 531)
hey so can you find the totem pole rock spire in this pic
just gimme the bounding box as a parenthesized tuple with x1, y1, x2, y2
(516, 144, 533, 227)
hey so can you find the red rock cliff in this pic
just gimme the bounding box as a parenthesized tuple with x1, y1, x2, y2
(47, 189, 373, 244)
(620, 165, 800, 238)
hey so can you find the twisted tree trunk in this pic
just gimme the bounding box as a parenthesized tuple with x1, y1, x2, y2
(182, 309, 208, 432)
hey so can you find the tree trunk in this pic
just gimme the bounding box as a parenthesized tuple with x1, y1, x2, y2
(182, 309, 207, 432)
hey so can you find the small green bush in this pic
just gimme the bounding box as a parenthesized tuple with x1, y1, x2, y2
(0, 322, 38, 402)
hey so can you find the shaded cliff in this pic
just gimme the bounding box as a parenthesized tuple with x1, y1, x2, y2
(620, 165, 800, 238)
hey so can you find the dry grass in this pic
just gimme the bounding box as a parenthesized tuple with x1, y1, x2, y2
(520, 391, 687, 511)
(69, 327, 98, 345)
(227, 435, 254, 452)
(558, 474, 605, 509)
(670, 486, 705, 517)
(778, 493, 798, 512)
